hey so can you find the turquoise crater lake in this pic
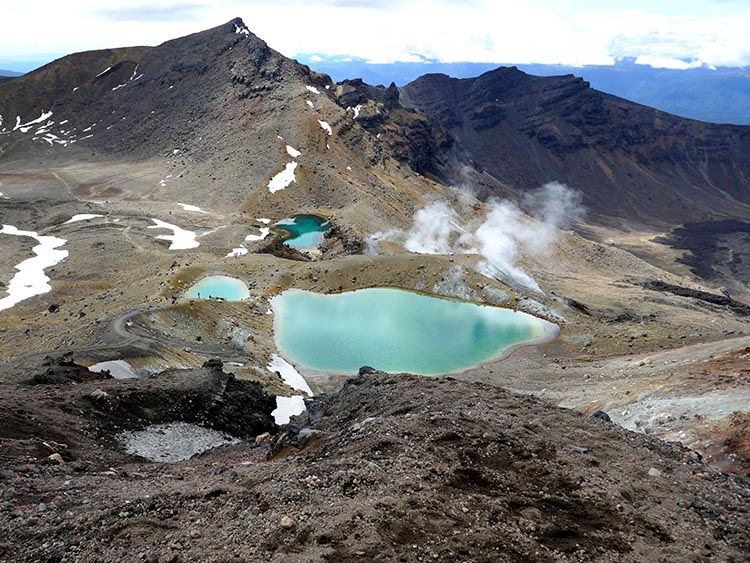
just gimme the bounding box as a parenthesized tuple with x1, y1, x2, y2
(277, 215, 331, 249)
(272, 288, 558, 375)
(185, 276, 249, 301)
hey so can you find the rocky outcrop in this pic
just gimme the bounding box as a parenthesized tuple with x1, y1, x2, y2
(0, 358, 276, 466)
(334, 79, 441, 176)
(29, 353, 110, 385)
(2, 371, 749, 561)
(85, 359, 276, 439)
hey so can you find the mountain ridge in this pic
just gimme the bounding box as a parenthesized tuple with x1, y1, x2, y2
(395, 66, 750, 226)
(300, 57, 750, 125)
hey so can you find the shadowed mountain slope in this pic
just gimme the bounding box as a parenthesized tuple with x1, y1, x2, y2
(397, 68, 750, 226)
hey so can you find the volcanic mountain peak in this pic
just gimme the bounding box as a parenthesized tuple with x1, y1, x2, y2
(232, 17, 251, 36)
(0, 17, 327, 160)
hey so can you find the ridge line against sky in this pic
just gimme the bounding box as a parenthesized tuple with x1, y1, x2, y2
(2, 0, 750, 72)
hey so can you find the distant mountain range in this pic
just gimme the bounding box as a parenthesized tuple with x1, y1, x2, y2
(299, 57, 750, 126)
(0, 69, 22, 77)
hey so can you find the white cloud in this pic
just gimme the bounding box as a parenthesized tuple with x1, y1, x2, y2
(2, 1, 750, 68)
(634, 55, 704, 70)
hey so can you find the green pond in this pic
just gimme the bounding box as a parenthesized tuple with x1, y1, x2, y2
(277, 215, 330, 249)
(272, 288, 558, 375)
(185, 275, 249, 301)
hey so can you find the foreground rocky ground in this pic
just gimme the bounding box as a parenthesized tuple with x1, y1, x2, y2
(1, 365, 749, 562)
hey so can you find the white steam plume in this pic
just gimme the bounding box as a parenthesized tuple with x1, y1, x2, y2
(404, 201, 460, 254)
(373, 182, 584, 293)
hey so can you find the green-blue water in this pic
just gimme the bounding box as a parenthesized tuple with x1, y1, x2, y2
(185, 276, 250, 301)
(273, 288, 558, 375)
(277, 215, 330, 249)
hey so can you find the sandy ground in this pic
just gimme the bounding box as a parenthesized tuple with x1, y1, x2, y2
(1, 150, 749, 476)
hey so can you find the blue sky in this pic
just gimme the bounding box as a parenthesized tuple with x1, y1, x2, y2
(2, 0, 750, 71)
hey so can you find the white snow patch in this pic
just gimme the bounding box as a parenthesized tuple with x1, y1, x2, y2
(286, 145, 301, 158)
(346, 165, 352, 171)
(306, 100, 314, 109)
(268, 162, 297, 193)
(257, 218, 271, 224)
(89, 360, 138, 379)
(234, 23, 250, 36)
(148, 219, 199, 250)
(95, 66, 112, 78)
(226, 247, 248, 258)
(353, 104, 362, 119)
(72, 87, 79, 92)
(0, 225, 68, 312)
(177, 203, 209, 214)
(306, 85, 321, 94)
(63, 214, 104, 224)
(14, 111, 53, 133)
(268, 354, 313, 395)
(268, 354, 312, 425)
(272, 396, 306, 425)
(112, 83, 127, 91)
(244, 227, 270, 242)
(317, 120, 333, 135)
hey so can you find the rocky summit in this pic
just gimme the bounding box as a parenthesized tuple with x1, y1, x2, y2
(1, 18, 750, 562)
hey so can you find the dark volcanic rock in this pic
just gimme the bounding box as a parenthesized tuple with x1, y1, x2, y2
(0, 360, 276, 466)
(333, 78, 441, 176)
(0, 18, 322, 163)
(30, 353, 110, 385)
(88, 362, 276, 439)
(2, 372, 748, 562)
(656, 220, 750, 285)
(400, 66, 750, 225)
(642, 279, 750, 316)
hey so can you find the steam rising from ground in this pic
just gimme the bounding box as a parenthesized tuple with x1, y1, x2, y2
(370, 182, 583, 292)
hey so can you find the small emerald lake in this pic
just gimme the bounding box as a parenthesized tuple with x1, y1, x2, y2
(277, 215, 330, 249)
(272, 288, 558, 375)
(185, 276, 249, 301)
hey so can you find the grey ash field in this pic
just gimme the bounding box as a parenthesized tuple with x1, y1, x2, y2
(1, 18, 750, 562)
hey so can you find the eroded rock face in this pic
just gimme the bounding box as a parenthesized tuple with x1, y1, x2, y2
(334, 78, 441, 177)
(86, 359, 276, 439)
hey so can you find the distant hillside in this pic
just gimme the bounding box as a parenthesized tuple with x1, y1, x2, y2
(300, 57, 750, 125)
(0, 69, 22, 77)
